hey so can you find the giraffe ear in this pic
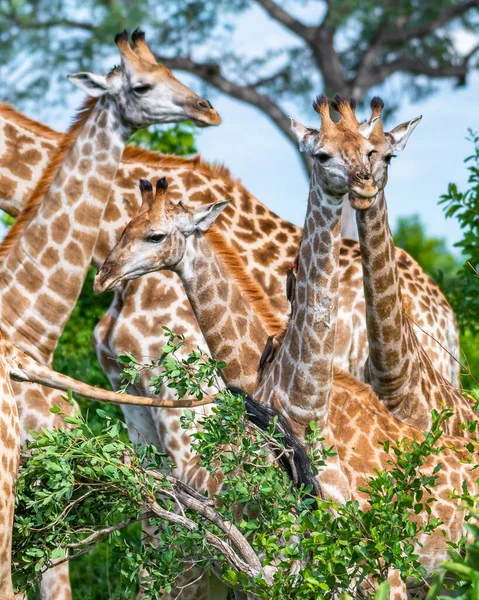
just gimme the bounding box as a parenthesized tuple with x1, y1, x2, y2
(387, 116, 422, 152)
(290, 118, 318, 154)
(67, 72, 108, 97)
(192, 200, 230, 232)
(358, 116, 380, 140)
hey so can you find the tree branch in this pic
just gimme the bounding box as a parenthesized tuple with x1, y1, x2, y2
(0, 10, 93, 31)
(145, 497, 274, 584)
(252, 0, 316, 41)
(352, 51, 479, 95)
(66, 513, 153, 548)
(385, 1, 479, 44)
(353, 1, 479, 95)
(156, 54, 312, 176)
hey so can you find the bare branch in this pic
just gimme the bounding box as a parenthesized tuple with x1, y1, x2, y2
(252, 0, 346, 94)
(66, 513, 153, 548)
(156, 54, 312, 176)
(145, 498, 274, 584)
(0, 10, 93, 31)
(353, 1, 479, 94)
(253, 0, 316, 41)
(352, 53, 477, 96)
(385, 1, 479, 44)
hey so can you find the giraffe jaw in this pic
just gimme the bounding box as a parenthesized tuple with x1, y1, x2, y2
(348, 188, 378, 210)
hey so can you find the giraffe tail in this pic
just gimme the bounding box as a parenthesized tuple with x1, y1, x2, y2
(6, 343, 213, 410)
(227, 386, 320, 503)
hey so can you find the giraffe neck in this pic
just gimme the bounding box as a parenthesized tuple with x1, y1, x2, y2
(356, 190, 415, 396)
(256, 166, 343, 438)
(0, 96, 130, 364)
(175, 233, 272, 394)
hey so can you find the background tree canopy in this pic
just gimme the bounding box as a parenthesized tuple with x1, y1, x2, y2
(1, 0, 479, 174)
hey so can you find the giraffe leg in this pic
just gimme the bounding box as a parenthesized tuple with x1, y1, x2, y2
(39, 562, 72, 600)
(387, 569, 407, 600)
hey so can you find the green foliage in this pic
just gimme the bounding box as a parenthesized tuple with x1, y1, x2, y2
(393, 214, 459, 289)
(129, 123, 198, 155)
(440, 131, 479, 334)
(426, 512, 479, 599)
(15, 332, 469, 599)
(0, 0, 477, 119)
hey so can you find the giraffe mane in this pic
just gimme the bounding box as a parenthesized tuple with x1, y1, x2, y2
(0, 103, 60, 140)
(0, 97, 98, 261)
(122, 145, 238, 185)
(204, 226, 286, 336)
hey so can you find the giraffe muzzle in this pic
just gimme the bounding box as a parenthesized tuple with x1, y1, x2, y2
(93, 266, 115, 294)
(348, 172, 378, 209)
(186, 98, 222, 127)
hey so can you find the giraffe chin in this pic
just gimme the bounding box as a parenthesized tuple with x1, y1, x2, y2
(348, 192, 377, 211)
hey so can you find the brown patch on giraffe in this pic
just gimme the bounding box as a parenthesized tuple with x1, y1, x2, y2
(74, 203, 102, 228)
(41, 189, 63, 219)
(51, 214, 70, 245)
(97, 162, 117, 180)
(0, 175, 16, 201)
(35, 293, 67, 323)
(23, 223, 48, 255)
(16, 268, 43, 295)
(87, 175, 111, 200)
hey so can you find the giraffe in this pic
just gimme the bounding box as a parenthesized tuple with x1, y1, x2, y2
(251, 95, 477, 595)
(0, 103, 459, 388)
(0, 29, 220, 600)
(95, 99, 478, 596)
(0, 106, 461, 598)
(0, 333, 20, 600)
(352, 96, 476, 436)
(94, 177, 281, 398)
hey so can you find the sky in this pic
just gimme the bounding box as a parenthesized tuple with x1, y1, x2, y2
(18, 3, 479, 254)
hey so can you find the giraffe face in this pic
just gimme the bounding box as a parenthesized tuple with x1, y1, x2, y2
(94, 178, 229, 293)
(291, 96, 378, 206)
(360, 98, 422, 193)
(68, 30, 221, 130)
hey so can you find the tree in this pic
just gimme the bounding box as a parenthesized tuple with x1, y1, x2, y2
(1, 1, 479, 176)
(392, 214, 458, 289)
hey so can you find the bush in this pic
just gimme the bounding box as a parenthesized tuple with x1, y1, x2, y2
(14, 331, 472, 599)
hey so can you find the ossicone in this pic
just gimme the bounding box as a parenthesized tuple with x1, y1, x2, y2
(139, 179, 153, 192)
(156, 177, 168, 192)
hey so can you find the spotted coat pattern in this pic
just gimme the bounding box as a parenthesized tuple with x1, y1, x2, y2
(0, 105, 462, 598)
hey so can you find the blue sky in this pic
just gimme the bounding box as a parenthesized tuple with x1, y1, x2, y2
(21, 4, 479, 253)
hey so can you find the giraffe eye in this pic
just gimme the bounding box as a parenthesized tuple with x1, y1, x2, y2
(385, 154, 396, 165)
(368, 150, 377, 159)
(133, 84, 153, 95)
(145, 233, 166, 243)
(315, 151, 331, 163)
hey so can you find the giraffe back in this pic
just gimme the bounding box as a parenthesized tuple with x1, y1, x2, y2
(0, 105, 459, 383)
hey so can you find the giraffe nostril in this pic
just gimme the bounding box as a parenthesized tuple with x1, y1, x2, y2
(196, 99, 213, 111)
(100, 265, 111, 279)
(354, 171, 371, 182)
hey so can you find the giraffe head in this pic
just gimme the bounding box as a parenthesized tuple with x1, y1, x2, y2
(94, 177, 229, 292)
(67, 29, 221, 129)
(360, 96, 421, 192)
(290, 94, 378, 208)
